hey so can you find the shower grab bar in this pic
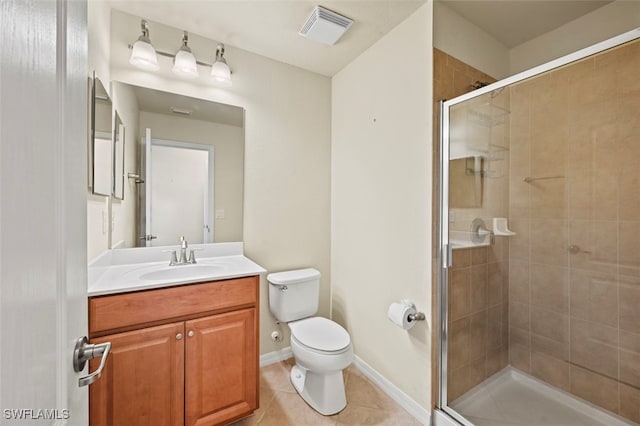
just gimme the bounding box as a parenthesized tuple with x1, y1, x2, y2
(523, 175, 564, 183)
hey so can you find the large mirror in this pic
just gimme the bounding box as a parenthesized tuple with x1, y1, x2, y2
(111, 82, 245, 247)
(91, 75, 113, 196)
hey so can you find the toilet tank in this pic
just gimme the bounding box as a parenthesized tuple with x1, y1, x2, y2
(268, 268, 320, 322)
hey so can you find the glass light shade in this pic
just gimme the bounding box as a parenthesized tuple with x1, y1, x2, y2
(129, 39, 159, 71)
(210, 60, 232, 86)
(172, 49, 199, 78)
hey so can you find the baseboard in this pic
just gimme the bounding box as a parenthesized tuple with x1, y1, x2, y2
(353, 356, 431, 425)
(259, 346, 293, 367)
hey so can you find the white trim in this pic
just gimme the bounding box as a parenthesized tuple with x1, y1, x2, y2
(432, 409, 463, 426)
(259, 347, 293, 367)
(352, 356, 431, 425)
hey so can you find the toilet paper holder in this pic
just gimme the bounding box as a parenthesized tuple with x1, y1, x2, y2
(408, 311, 426, 322)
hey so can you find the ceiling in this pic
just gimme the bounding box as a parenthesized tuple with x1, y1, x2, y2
(440, 0, 614, 48)
(109, 0, 614, 77)
(129, 83, 245, 127)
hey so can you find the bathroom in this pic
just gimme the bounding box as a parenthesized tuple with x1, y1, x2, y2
(0, 0, 639, 425)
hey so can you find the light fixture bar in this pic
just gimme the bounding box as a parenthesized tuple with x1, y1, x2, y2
(128, 45, 214, 67)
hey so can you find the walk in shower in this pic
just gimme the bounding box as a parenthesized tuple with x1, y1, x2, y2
(437, 29, 640, 426)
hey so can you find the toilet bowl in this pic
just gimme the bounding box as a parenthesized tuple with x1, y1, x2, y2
(288, 317, 353, 415)
(267, 269, 353, 415)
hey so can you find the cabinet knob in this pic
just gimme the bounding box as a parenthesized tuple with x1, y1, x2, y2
(188, 330, 194, 337)
(176, 333, 183, 340)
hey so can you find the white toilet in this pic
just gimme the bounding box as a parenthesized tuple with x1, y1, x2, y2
(267, 268, 353, 415)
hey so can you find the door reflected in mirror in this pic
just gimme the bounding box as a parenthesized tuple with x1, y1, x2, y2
(110, 82, 245, 247)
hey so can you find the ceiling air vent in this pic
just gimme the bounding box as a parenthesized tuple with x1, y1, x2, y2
(299, 5, 353, 46)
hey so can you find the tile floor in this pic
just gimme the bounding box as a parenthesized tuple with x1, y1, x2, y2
(229, 358, 421, 426)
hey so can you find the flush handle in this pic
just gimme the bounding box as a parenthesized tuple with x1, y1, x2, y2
(73, 336, 111, 387)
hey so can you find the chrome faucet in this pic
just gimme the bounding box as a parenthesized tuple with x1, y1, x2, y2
(165, 236, 199, 266)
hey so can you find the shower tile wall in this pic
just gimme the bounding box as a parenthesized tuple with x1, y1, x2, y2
(434, 49, 510, 403)
(507, 39, 640, 423)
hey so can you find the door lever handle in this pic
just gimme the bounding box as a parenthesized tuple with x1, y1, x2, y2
(73, 336, 111, 387)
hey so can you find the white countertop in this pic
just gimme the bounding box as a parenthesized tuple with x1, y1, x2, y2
(88, 242, 266, 297)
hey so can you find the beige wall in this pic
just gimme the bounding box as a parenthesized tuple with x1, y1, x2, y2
(434, 2, 510, 79)
(108, 9, 332, 355)
(509, 0, 640, 74)
(140, 111, 244, 243)
(332, 4, 432, 409)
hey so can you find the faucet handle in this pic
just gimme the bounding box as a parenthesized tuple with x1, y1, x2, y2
(180, 236, 188, 248)
(188, 248, 203, 264)
(162, 249, 178, 266)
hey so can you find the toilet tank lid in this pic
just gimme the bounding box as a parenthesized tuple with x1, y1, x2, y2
(267, 268, 320, 285)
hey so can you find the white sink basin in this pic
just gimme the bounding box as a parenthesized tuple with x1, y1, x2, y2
(139, 264, 227, 281)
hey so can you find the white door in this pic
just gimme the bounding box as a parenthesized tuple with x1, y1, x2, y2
(145, 136, 214, 246)
(1, 0, 91, 424)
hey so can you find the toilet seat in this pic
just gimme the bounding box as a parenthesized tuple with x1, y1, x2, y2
(289, 317, 351, 354)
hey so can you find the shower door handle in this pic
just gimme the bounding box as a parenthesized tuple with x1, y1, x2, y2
(443, 243, 453, 268)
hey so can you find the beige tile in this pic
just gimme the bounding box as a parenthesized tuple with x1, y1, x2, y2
(488, 237, 506, 264)
(530, 351, 570, 392)
(488, 262, 505, 307)
(566, 124, 593, 172)
(344, 369, 403, 413)
(568, 170, 592, 220)
(592, 168, 618, 220)
(508, 219, 530, 260)
(569, 220, 617, 274)
(509, 343, 531, 373)
(469, 311, 488, 359)
(448, 365, 470, 402)
(530, 264, 568, 314)
(231, 385, 276, 425)
(471, 247, 488, 265)
(619, 274, 640, 334)
(470, 265, 488, 313)
(469, 356, 486, 389)
(452, 248, 471, 269)
(336, 404, 415, 426)
(530, 127, 567, 177)
(258, 391, 338, 426)
(509, 302, 529, 330)
(570, 365, 619, 414)
(486, 345, 507, 376)
(448, 317, 470, 370)
(620, 383, 640, 424)
(509, 178, 530, 220)
(449, 269, 471, 321)
(620, 330, 640, 353)
(487, 305, 503, 349)
(531, 334, 569, 361)
(531, 307, 568, 344)
(530, 219, 568, 266)
(530, 178, 566, 220)
(509, 325, 530, 349)
(569, 268, 617, 327)
(619, 222, 640, 277)
(570, 318, 618, 380)
(620, 349, 640, 389)
(260, 360, 296, 394)
(509, 260, 529, 304)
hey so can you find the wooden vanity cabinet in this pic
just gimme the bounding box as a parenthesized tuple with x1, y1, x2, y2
(88, 276, 259, 426)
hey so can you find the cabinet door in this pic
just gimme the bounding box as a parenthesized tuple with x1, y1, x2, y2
(185, 308, 258, 426)
(90, 322, 185, 426)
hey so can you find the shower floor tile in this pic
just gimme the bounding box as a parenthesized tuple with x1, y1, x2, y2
(450, 367, 637, 426)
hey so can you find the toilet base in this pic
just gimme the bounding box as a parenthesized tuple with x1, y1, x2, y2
(290, 364, 347, 415)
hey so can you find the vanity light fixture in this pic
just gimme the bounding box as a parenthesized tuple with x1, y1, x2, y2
(128, 20, 233, 86)
(210, 44, 232, 86)
(129, 20, 160, 71)
(172, 32, 199, 78)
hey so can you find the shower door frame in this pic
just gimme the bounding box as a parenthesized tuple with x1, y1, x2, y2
(436, 27, 640, 426)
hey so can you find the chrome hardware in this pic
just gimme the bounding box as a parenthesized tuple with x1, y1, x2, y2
(188, 330, 194, 337)
(139, 234, 157, 241)
(471, 218, 494, 245)
(569, 245, 592, 255)
(179, 236, 188, 264)
(127, 172, 144, 184)
(163, 250, 179, 266)
(523, 175, 565, 183)
(73, 336, 111, 387)
(280, 285, 288, 292)
(188, 248, 203, 264)
(408, 312, 426, 322)
(176, 333, 183, 340)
